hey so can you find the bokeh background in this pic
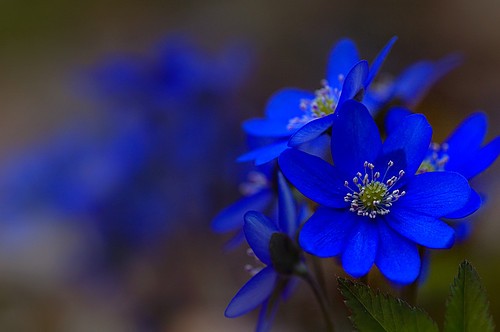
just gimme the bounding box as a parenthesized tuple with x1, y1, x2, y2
(0, 1, 498, 331)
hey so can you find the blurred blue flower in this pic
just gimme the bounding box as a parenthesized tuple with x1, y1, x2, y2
(279, 100, 472, 284)
(0, 35, 254, 261)
(364, 54, 461, 112)
(225, 172, 302, 331)
(238, 37, 397, 165)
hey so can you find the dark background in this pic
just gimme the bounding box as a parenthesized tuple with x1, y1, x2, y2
(0, 1, 498, 331)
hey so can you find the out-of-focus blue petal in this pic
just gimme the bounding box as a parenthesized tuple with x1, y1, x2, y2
(277, 172, 298, 237)
(331, 100, 382, 175)
(212, 189, 274, 233)
(244, 211, 279, 265)
(376, 221, 420, 284)
(299, 207, 357, 257)
(445, 112, 487, 171)
(365, 36, 397, 87)
(243, 118, 293, 137)
(396, 171, 471, 217)
(379, 114, 432, 183)
(265, 88, 315, 120)
(337, 61, 369, 106)
(238, 141, 289, 165)
(224, 231, 246, 251)
(341, 220, 378, 277)
(225, 266, 278, 318)
(391, 54, 462, 107)
(326, 39, 360, 90)
(384, 210, 455, 249)
(384, 107, 413, 136)
(279, 149, 347, 208)
(452, 136, 500, 180)
(288, 114, 335, 147)
(445, 188, 481, 219)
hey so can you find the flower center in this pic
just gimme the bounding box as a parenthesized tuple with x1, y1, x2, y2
(287, 76, 344, 130)
(344, 161, 406, 219)
(417, 142, 449, 174)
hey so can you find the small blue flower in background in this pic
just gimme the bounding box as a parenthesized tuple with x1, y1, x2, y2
(279, 100, 473, 284)
(225, 172, 303, 331)
(238, 37, 397, 165)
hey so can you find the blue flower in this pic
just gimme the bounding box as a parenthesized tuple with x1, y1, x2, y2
(225, 172, 302, 331)
(238, 37, 397, 165)
(279, 100, 472, 284)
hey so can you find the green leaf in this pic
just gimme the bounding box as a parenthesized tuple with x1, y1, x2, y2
(338, 278, 438, 332)
(443, 260, 495, 332)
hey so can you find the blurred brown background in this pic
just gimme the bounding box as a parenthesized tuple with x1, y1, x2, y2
(0, 0, 498, 331)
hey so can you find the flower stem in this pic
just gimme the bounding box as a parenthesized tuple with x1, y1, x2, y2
(297, 264, 335, 332)
(401, 247, 426, 306)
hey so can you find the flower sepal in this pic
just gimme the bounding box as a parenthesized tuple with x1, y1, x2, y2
(269, 233, 304, 276)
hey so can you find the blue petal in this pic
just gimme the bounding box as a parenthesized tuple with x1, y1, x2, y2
(365, 36, 397, 87)
(288, 114, 335, 147)
(299, 207, 357, 257)
(337, 61, 369, 106)
(224, 231, 246, 250)
(445, 188, 481, 219)
(212, 189, 274, 232)
(279, 149, 348, 208)
(265, 88, 315, 120)
(244, 211, 279, 265)
(384, 210, 455, 249)
(395, 171, 471, 217)
(445, 112, 487, 173)
(326, 39, 360, 90)
(225, 266, 278, 318)
(341, 220, 378, 277)
(392, 54, 462, 107)
(331, 100, 382, 176)
(379, 114, 432, 182)
(277, 171, 298, 237)
(384, 107, 413, 136)
(451, 136, 500, 180)
(376, 221, 420, 284)
(243, 118, 294, 137)
(238, 140, 289, 165)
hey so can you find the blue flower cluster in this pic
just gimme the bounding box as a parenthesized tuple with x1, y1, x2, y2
(214, 37, 499, 331)
(0, 35, 253, 263)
